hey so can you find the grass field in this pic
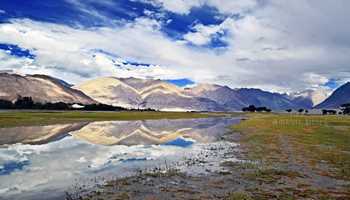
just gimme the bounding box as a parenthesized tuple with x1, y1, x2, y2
(0, 111, 222, 128)
(233, 113, 350, 180)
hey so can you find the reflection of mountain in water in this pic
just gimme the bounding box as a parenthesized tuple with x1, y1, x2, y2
(0, 118, 239, 146)
(70, 118, 238, 146)
(0, 122, 88, 145)
(0, 117, 241, 200)
(70, 121, 191, 146)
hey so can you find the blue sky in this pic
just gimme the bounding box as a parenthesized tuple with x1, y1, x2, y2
(0, 43, 35, 59)
(0, 0, 230, 49)
(0, 0, 349, 92)
(165, 78, 195, 87)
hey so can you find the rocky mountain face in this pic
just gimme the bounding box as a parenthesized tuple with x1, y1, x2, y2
(1, 72, 323, 111)
(288, 95, 314, 109)
(315, 82, 350, 109)
(77, 77, 313, 111)
(75, 77, 224, 111)
(236, 88, 304, 110)
(185, 84, 310, 111)
(184, 84, 246, 110)
(0, 73, 95, 104)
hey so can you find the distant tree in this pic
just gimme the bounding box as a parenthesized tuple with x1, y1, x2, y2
(41, 102, 70, 110)
(242, 105, 256, 112)
(340, 103, 350, 115)
(298, 109, 304, 114)
(142, 108, 157, 112)
(0, 99, 13, 109)
(256, 107, 272, 112)
(33, 102, 44, 109)
(0, 96, 131, 111)
(14, 96, 34, 109)
(329, 110, 337, 115)
(83, 103, 126, 111)
(256, 107, 267, 112)
(286, 109, 292, 113)
(322, 109, 337, 115)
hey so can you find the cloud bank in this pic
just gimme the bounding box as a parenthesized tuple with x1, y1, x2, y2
(0, 0, 349, 93)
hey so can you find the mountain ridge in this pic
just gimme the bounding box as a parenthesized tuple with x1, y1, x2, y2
(0, 72, 330, 111)
(75, 76, 224, 111)
(315, 82, 350, 109)
(0, 73, 95, 104)
(77, 76, 315, 111)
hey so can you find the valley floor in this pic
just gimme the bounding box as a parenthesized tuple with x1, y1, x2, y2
(0, 111, 226, 128)
(69, 113, 350, 200)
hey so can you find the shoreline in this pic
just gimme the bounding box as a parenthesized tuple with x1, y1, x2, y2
(0, 111, 234, 128)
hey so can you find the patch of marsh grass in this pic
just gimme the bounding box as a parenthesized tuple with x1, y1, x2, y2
(0, 111, 217, 128)
(232, 113, 350, 179)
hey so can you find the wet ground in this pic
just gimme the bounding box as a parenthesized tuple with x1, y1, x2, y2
(71, 128, 350, 200)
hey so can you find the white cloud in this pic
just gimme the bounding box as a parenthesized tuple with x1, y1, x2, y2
(1, 1, 350, 93)
(143, 0, 202, 15)
(0, 51, 34, 70)
(303, 73, 329, 88)
(144, 0, 257, 15)
(207, 0, 257, 14)
(183, 18, 233, 46)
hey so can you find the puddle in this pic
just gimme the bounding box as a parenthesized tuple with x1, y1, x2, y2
(0, 117, 240, 200)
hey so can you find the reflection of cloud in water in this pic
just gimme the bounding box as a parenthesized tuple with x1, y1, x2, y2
(163, 136, 195, 147)
(0, 117, 240, 200)
(70, 118, 238, 146)
(0, 160, 30, 175)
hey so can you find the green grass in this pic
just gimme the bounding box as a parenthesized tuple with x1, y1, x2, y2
(0, 111, 219, 128)
(225, 192, 253, 200)
(232, 113, 350, 179)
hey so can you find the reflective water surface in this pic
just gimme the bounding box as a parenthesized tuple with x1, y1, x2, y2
(0, 117, 240, 200)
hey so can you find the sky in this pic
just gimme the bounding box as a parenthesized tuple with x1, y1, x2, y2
(0, 0, 349, 93)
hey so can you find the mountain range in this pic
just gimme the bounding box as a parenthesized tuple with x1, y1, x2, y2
(75, 77, 224, 111)
(184, 84, 312, 110)
(314, 82, 350, 109)
(1, 72, 348, 111)
(75, 76, 318, 111)
(0, 73, 95, 105)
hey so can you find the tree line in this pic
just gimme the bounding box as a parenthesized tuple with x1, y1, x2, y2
(242, 103, 350, 115)
(285, 103, 350, 115)
(317, 103, 349, 115)
(0, 96, 156, 111)
(242, 105, 271, 112)
(286, 108, 309, 114)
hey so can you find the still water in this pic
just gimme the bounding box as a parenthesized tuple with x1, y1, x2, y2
(0, 117, 240, 200)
